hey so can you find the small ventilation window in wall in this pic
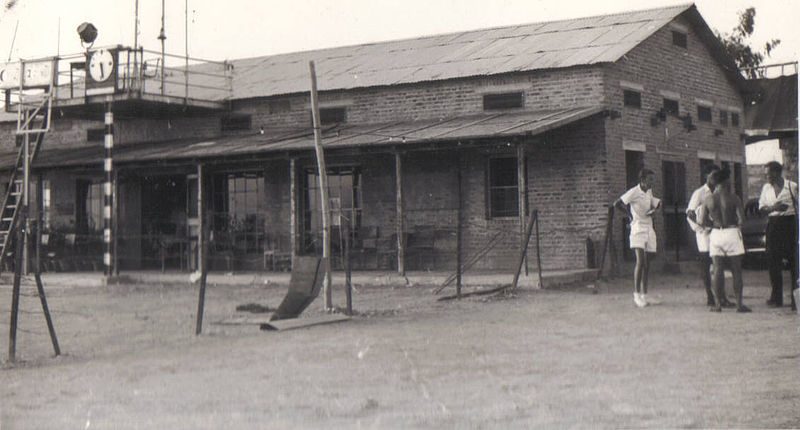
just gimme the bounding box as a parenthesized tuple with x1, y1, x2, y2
(719, 110, 728, 126)
(623, 90, 641, 108)
(318, 107, 347, 125)
(483, 92, 524, 110)
(672, 31, 687, 48)
(731, 112, 740, 127)
(221, 115, 252, 131)
(697, 106, 712, 122)
(663, 98, 680, 116)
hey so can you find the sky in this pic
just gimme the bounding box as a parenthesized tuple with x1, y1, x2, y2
(0, 0, 797, 67)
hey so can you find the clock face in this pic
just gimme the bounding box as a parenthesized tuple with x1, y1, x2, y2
(88, 49, 115, 82)
(0, 63, 20, 89)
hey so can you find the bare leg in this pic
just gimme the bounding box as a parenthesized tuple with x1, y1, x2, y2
(642, 252, 651, 295)
(699, 252, 714, 305)
(729, 255, 750, 312)
(710, 255, 725, 312)
(633, 248, 646, 294)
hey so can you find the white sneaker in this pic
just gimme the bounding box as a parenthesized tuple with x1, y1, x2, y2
(633, 292, 647, 307)
(642, 294, 659, 305)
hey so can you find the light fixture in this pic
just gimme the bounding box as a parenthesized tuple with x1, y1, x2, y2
(76, 22, 98, 48)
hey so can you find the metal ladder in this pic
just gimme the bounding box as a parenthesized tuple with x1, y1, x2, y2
(0, 62, 54, 272)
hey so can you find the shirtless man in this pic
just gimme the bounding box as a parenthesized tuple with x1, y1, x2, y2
(686, 164, 733, 308)
(698, 168, 750, 313)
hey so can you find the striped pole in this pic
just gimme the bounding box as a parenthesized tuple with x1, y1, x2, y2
(104, 97, 114, 277)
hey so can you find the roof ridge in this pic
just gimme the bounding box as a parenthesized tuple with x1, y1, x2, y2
(228, 3, 694, 63)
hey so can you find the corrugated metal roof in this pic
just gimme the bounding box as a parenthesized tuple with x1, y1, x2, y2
(206, 4, 693, 100)
(13, 106, 603, 169)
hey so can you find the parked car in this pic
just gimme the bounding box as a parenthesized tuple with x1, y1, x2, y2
(742, 198, 768, 269)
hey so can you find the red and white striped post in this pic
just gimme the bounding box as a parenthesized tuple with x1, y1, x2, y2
(103, 97, 114, 277)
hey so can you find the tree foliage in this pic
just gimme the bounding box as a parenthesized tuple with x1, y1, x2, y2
(715, 7, 780, 78)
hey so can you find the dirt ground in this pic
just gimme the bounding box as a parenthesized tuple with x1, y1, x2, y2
(0, 268, 798, 429)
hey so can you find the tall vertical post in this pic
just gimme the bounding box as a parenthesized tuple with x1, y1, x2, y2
(395, 150, 405, 276)
(22, 126, 30, 275)
(103, 97, 114, 277)
(456, 151, 463, 299)
(113, 169, 120, 275)
(517, 142, 527, 276)
(289, 158, 297, 268)
(309, 61, 332, 311)
(197, 164, 204, 274)
(195, 163, 207, 336)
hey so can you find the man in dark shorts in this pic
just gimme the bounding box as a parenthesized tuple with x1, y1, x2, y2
(698, 168, 750, 313)
(758, 161, 798, 310)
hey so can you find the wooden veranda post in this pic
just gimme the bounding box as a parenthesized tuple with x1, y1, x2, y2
(290, 158, 297, 268)
(395, 150, 405, 276)
(517, 143, 528, 276)
(456, 151, 463, 299)
(197, 163, 204, 274)
(309, 61, 333, 310)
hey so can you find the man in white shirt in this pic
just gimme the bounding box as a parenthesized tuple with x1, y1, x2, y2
(615, 168, 661, 308)
(686, 164, 733, 308)
(758, 161, 798, 310)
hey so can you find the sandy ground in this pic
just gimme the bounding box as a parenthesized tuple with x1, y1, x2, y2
(0, 268, 798, 429)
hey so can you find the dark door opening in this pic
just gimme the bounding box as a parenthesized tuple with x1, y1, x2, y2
(140, 175, 188, 270)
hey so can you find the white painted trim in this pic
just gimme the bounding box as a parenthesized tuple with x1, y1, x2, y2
(476, 83, 530, 94)
(697, 150, 716, 160)
(622, 140, 646, 152)
(694, 98, 713, 107)
(303, 99, 354, 109)
(659, 89, 681, 100)
(719, 153, 743, 163)
(619, 81, 644, 92)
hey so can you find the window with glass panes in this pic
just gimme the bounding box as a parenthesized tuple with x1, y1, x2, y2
(210, 172, 266, 254)
(488, 157, 519, 218)
(302, 167, 362, 254)
(76, 181, 103, 233)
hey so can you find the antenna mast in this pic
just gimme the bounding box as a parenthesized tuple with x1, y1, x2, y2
(158, 0, 166, 94)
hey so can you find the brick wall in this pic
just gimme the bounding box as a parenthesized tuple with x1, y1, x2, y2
(602, 16, 746, 269)
(236, 67, 605, 134)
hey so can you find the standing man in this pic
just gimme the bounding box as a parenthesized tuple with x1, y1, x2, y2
(686, 164, 734, 308)
(615, 168, 661, 307)
(699, 168, 750, 313)
(759, 161, 798, 310)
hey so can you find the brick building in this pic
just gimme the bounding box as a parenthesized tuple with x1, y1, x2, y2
(0, 3, 748, 274)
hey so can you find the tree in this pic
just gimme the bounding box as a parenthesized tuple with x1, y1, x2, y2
(715, 7, 780, 78)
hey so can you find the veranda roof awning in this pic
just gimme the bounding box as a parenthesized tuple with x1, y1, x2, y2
(2, 105, 604, 170)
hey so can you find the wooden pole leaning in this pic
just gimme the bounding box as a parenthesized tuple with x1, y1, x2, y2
(308, 61, 333, 311)
(195, 164, 207, 335)
(534, 209, 544, 289)
(35, 174, 59, 356)
(511, 209, 538, 290)
(597, 204, 615, 281)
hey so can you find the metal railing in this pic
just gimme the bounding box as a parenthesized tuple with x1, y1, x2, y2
(2, 46, 233, 109)
(740, 61, 799, 79)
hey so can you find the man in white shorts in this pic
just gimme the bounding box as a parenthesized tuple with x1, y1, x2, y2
(698, 168, 750, 313)
(686, 164, 733, 307)
(615, 168, 661, 308)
